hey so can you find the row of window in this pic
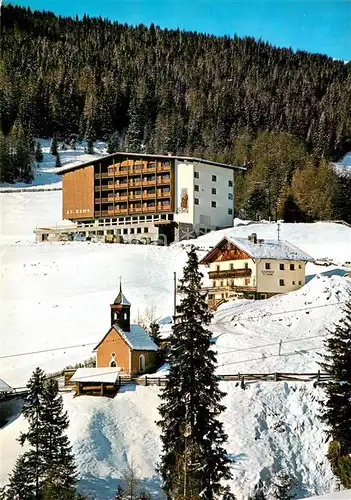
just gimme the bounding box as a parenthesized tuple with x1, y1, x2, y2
(213, 279, 251, 287)
(194, 172, 233, 187)
(280, 279, 302, 286)
(211, 278, 302, 287)
(194, 185, 233, 200)
(194, 199, 233, 214)
(215, 263, 249, 271)
(265, 262, 302, 270)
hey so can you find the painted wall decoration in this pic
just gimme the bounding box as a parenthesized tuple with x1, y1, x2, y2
(179, 188, 189, 213)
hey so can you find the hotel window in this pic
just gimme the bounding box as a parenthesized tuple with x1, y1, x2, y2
(220, 280, 224, 287)
(299, 280, 302, 285)
(194, 184, 199, 192)
(123, 228, 128, 235)
(279, 279, 285, 286)
(130, 228, 135, 234)
(216, 265, 220, 271)
(212, 281, 216, 287)
(230, 263, 234, 270)
(299, 264, 302, 269)
(228, 208, 233, 215)
(280, 263, 285, 270)
(211, 201, 217, 208)
(245, 278, 250, 285)
(212, 188, 217, 195)
(228, 193, 233, 200)
(195, 172, 199, 178)
(290, 263, 295, 270)
(212, 175, 217, 182)
(195, 198, 199, 205)
(228, 180, 233, 187)
(292, 281, 295, 285)
(245, 263, 249, 269)
(137, 227, 142, 234)
(144, 227, 149, 233)
(265, 262, 271, 270)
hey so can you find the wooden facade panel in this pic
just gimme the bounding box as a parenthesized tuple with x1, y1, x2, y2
(62, 165, 94, 220)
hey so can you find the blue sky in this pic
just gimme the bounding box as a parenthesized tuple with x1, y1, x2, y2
(9, 0, 351, 61)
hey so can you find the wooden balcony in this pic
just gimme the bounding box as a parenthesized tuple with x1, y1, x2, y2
(156, 165, 171, 172)
(157, 178, 171, 185)
(157, 204, 171, 212)
(129, 193, 143, 200)
(101, 196, 128, 202)
(208, 268, 252, 279)
(157, 191, 171, 198)
(107, 182, 128, 189)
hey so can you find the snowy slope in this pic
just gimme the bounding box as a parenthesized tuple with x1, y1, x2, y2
(304, 492, 351, 500)
(1, 143, 351, 499)
(0, 139, 107, 190)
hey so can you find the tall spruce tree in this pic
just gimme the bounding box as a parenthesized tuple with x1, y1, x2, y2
(157, 247, 232, 499)
(5, 368, 78, 499)
(35, 141, 43, 163)
(50, 137, 58, 156)
(319, 288, 351, 455)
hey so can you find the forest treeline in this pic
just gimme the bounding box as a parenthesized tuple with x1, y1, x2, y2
(1, 4, 350, 221)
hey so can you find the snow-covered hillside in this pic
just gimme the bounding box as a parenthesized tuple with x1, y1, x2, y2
(0, 139, 107, 190)
(1, 143, 351, 499)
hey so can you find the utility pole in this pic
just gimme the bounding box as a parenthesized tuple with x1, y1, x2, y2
(277, 222, 281, 241)
(173, 271, 177, 323)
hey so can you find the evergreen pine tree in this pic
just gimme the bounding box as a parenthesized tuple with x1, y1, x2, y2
(35, 141, 43, 163)
(149, 321, 161, 346)
(50, 137, 58, 156)
(5, 369, 78, 499)
(86, 138, 94, 154)
(266, 470, 294, 500)
(56, 154, 61, 169)
(320, 289, 351, 454)
(40, 378, 77, 495)
(6, 367, 47, 498)
(157, 247, 232, 499)
(107, 130, 120, 154)
(115, 485, 124, 500)
(124, 101, 143, 153)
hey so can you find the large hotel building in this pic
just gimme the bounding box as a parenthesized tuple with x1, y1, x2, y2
(37, 152, 244, 243)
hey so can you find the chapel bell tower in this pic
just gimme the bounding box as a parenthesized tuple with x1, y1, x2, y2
(110, 279, 131, 332)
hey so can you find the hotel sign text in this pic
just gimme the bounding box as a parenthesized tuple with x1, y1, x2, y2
(66, 208, 91, 215)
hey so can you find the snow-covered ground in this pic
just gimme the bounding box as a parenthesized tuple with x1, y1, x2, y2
(1, 144, 351, 499)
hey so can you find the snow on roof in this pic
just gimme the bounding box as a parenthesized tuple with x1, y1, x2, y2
(54, 154, 103, 174)
(53, 151, 245, 175)
(200, 235, 314, 264)
(70, 367, 121, 384)
(115, 323, 158, 351)
(232, 236, 314, 261)
(0, 378, 13, 392)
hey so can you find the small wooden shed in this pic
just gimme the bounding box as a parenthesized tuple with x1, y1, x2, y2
(71, 367, 121, 397)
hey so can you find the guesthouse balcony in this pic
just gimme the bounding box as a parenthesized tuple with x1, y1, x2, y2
(208, 268, 252, 280)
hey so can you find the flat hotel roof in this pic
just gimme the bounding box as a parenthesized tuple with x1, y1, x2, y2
(55, 151, 246, 175)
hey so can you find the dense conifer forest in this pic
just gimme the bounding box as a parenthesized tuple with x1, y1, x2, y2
(1, 4, 350, 221)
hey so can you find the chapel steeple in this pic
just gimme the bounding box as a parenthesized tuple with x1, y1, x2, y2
(110, 278, 131, 331)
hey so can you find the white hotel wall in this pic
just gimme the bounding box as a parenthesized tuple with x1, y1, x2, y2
(173, 161, 195, 224)
(193, 162, 234, 230)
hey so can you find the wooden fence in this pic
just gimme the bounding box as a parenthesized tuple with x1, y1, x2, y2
(134, 371, 334, 387)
